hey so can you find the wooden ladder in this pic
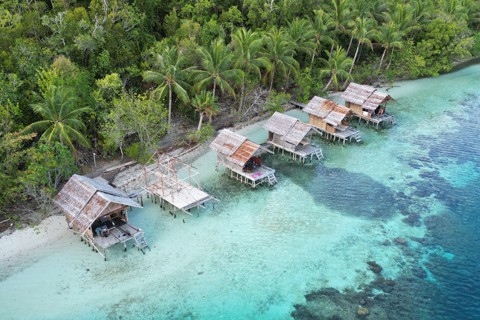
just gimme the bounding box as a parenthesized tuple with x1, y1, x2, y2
(133, 232, 150, 254)
(266, 174, 278, 186)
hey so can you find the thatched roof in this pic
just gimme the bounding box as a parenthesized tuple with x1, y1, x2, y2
(54, 174, 141, 234)
(304, 96, 350, 126)
(341, 83, 393, 111)
(264, 112, 314, 146)
(210, 129, 260, 166)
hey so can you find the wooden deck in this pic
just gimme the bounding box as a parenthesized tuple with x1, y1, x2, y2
(144, 179, 215, 213)
(221, 162, 277, 188)
(354, 112, 396, 127)
(90, 222, 149, 260)
(266, 141, 323, 163)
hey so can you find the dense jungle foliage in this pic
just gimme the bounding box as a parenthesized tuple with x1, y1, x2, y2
(1, 0, 480, 218)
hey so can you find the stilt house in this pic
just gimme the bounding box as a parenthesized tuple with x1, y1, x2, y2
(112, 152, 217, 219)
(341, 83, 395, 127)
(263, 112, 323, 163)
(304, 96, 362, 143)
(54, 174, 148, 260)
(210, 129, 277, 187)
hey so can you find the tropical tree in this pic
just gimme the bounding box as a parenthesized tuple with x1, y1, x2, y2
(191, 90, 219, 130)
(328, 0, 353, 52)
(24, 85, 91, 154)
(374, 21, 403, 71)
(260, 27, 299, 91)
(348, 16, 376, 75)
(231, 27, 265, 112)
(310, 9, 335, 69)
(319, 46, 353, 91)
(286, 17, 316, 59)
(194, 39, 243, 101)
(143, 46, 193, 129)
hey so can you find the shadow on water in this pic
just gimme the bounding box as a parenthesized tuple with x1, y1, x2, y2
(270, 157, 398, 219)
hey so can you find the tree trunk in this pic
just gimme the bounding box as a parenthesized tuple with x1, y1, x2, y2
(386, 47, 395, 70)
(197, 113, 204, 131)
(212, 80, 217, 100)
(238, 74, 246, 113)
(348, 42, 361, 75)
(269, 66, 275, 91)
(310, 52, 316, 70)
(378, 48, 387, 72)
(323, 75, 333, 91)
(344, 42, 361, 88)
(346, 34, 354, 56)
(167, 83, 172, 127)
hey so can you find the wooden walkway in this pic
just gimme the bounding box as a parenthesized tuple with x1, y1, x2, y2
(354, 112, 396, 127)
(266, 142, 323, 163)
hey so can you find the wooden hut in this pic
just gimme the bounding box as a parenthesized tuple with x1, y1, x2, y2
(210, 129, 277, 187)
(263, 112, 323, 163)
(304, 96, 362, 144)
(341, 82, 395, 127)
(54, 174, 148, 260)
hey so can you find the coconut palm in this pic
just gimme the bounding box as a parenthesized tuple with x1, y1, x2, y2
(231, 27, 266, 112)
(143, 46, 193, 128)
(260, 27, 299, 91)
(24, 85, 91, 153)
(329, 0, 353, 53)
(310, 9, 335, 69)
(286, 17, 316, 58)
(319, 46, 353, 91)
(191, 91, 220, 131)
(194, 39, 243, 101)
(373, 21, 403, 71)
(347, 17, 376, 76)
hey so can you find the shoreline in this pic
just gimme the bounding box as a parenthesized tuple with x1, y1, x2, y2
(0, 215, 68, 261)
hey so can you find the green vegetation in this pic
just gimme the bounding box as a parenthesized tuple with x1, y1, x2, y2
(1, 0, 479, 217)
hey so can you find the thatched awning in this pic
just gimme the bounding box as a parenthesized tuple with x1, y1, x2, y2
(210, 129, 261, 166)
(54, 175, 141, 234)
(264, 112, 315, 146)
(341, 83, 393, 111)
(304, 96, 350, 127)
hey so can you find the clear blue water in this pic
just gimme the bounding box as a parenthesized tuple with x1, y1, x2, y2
(1, 65, 479, 319)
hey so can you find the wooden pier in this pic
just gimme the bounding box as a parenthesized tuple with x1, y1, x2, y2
(113, 152, 217, 218)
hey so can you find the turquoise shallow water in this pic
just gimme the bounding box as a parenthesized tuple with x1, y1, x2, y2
(1, 65, 480, 319)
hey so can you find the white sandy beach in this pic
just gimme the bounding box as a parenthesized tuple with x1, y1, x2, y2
(0, 215, 68, 261)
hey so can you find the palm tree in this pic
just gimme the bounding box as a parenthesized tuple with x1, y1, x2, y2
(231, 27, 266, 112)
(24, 85, 91, 153)
(329, 0, 353, 53)
(348, 17, 375, 76)
(319, 46, 353, 91)
(374, 22, 403, 71)
(310, 10, 335, 69)
(192, 91, 219, 131)
(286, 17, 316, 58)
(194, 39, 243, 100)
(260, 27, 299, 91)
(143, 46, 193, 129)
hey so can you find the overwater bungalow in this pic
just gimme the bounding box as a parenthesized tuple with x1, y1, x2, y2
(341, 82, 395, 127)
(113, 152, 217, 219)
(54, 174, 148, 260)
(304, 96, 362, 144)
(263, 112, 324, 163)
(210, 129, 277, 187)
